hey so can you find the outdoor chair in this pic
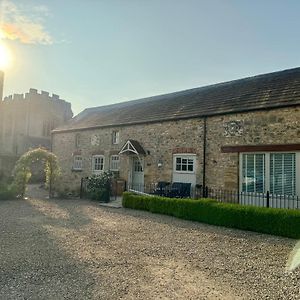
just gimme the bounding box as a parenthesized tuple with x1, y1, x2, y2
(167, 182, 192, 198)
(152, 181, 170, 196)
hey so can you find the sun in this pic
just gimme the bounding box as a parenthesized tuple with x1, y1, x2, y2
(0, 42, 12, 70)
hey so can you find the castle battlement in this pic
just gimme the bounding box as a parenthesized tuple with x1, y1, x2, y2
(3, 88, 67, 103)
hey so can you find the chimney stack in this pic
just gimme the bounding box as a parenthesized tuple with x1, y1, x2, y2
(0, 71, 4, 101)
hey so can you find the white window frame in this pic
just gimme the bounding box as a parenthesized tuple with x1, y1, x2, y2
(239, 152, 300, 196)
(173, 154, 196, 174)
(92, 155, 105, 174)
(112, 131, 119, 145)
(240, 153, 265, 193)
(73, 155, 83, 171)
(110, 155, 120, 171)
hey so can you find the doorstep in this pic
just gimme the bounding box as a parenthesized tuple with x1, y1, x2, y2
(99, 196, 123, 208)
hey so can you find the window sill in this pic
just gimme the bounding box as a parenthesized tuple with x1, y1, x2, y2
(72, 169, 83, 172)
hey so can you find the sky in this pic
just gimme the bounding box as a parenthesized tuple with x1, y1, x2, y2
(0, 0, 300, 116)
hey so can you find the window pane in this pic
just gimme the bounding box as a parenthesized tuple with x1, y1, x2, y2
(255, 154, 264, 193)
(112, 131, 119, 144)
(270, 153, 296, 195)
(110, 155, 119, 170)
(174, 156, 194, 172)
(242, 154, 265, 193)
(93, 156, 104, 171)
(188, 159, 193, 171)
(73, 156, 83, 170)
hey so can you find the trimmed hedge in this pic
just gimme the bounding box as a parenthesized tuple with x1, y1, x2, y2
(122, 192, 300, 239)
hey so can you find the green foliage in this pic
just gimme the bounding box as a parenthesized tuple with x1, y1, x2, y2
(86, 171, 112, 202)
(0, 182, 17, 200)
(13, 148, 60, 198)
(122, 192, 300, 239)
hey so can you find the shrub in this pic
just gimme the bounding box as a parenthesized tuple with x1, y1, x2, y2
(0, 184, 18, 200)
(122, 192, 300, 239)
(86, 171, 112, 202)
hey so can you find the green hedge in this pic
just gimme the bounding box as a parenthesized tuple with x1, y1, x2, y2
(122, 192, 300, 239)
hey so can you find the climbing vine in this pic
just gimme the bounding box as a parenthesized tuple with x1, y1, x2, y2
(13, 148, 60, 198)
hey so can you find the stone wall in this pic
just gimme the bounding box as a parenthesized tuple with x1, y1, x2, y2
(52, 106, 300, 192)
(52, 118, 205, 191)
(0, 71, 3, 101)
(206, 107, 300, 190)
(0, 88, 73, 176)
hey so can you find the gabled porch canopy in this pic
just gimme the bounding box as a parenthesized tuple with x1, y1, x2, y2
(119, 140, 146, 155)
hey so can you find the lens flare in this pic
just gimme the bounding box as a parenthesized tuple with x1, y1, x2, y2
(286, 240, 300, 272)
(0, 42, 12, 70)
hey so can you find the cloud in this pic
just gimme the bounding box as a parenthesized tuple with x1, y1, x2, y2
(0, 0, 53, 45)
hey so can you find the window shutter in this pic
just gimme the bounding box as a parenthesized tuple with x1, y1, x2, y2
(270, 153, 296, 195)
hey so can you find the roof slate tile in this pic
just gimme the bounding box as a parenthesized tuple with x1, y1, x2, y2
(53, 67, 300, 133)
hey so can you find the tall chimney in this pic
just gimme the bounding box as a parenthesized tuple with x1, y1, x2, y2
(0, 71, 4, 101)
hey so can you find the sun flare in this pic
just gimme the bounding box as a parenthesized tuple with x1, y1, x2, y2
(0, 42, 12, 70)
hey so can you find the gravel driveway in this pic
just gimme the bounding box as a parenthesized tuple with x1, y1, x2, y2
(0, 193, 300, 299)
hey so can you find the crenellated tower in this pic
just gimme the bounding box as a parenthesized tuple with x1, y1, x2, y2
(0, 71, 4, 101)
(0, 87, 73, 175)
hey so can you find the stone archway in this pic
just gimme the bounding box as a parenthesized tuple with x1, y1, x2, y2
(13, 148, 60, 198)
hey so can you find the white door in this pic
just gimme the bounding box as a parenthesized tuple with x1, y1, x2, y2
(172, 154, 196, 191)
(131, 157, 144, 192)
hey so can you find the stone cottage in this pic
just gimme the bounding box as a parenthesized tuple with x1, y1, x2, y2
(52, 67, 300, 198)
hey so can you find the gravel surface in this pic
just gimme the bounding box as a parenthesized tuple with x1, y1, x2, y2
(1, 189, 300, 299)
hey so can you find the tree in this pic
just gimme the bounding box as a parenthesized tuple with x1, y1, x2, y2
(13, 148, 60, 198)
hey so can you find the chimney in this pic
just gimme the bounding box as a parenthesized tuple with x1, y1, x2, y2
(0, 71, 4, 101)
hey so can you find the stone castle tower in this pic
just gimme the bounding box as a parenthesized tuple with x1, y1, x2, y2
(0, 71, 3, 101)
(0, 85, 73, 175)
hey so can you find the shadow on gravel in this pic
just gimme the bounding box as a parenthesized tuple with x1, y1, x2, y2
(98, 205, 293, 244)
(25, 197, 92, 230)
(17, 196, 299, 299)
(0, 200, 96, 299)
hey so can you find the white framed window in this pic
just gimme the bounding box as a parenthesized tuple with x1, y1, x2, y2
(241, 153, 265, 193)
(110, 155, 120, 171)
(73, 155, 83, 171)
(173, 155, 195, 173)
(112, 131, 119, 144)
(92, 155, 105, 173)
(270, 153, 296, 195)
(240, 152, 299, 196)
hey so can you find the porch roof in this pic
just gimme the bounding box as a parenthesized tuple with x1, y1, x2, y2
(119, 140, 146, 156)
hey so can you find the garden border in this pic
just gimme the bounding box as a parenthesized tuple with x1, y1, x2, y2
(122, 192, 300, 238)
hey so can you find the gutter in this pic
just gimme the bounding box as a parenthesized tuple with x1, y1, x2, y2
(202, 117, 207, 195)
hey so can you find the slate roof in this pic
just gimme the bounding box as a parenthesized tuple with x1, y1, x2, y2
(26, 136, 51, 150)
(53, 67, 300, 133)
